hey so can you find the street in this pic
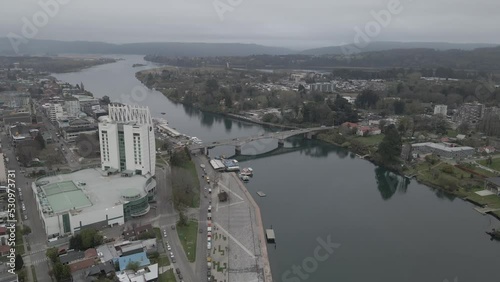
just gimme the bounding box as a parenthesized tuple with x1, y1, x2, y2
(1, 130, 52, 282)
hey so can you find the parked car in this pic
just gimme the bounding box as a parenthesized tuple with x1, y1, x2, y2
(170, 252, 174, 258)
(176, 268, 181, 274)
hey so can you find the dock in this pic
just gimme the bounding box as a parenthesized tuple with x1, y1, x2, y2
(266, 229, 275, 243)
(257, 191, 266, 197)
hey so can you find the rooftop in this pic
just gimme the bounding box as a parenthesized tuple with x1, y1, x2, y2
(116, 252, 150, 271)
(412, 142, 474, 152)
(35, 169, 154, 217)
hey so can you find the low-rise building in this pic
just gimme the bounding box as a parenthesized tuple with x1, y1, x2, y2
(32, 168, 156, 238)
(411, 142, 474, 159)
(357, 126, 382, 136)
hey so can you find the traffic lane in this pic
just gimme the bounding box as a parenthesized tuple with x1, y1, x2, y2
(163, 225, 196, 282)
(192, 156, 213, 281)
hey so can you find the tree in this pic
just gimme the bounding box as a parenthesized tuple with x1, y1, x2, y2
(205, 79, 219, 94)
(22, 225, 31, 235)
(53, 262, 71, 281)
(126, 261, 141, 272)
(35, 132, 46, 149)
(69, 228, 102, 250)
(393, 100, 406, 114)
(178, 211, 188, 226)
(457, 122, 470, 134)
(378, 124, 402, 164)
(101, 95, 111, 105)
(15, 254, 24, 270)
(46, 247, 59, 263)
(355, 89, 379, 109)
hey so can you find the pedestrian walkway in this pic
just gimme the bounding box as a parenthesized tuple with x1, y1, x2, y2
(23, 248, 47, 257)
(27, 257, 47, 266)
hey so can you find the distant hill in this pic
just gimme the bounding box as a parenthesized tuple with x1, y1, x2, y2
(0, 38, 293, 57)
(301, 41, 499, 56)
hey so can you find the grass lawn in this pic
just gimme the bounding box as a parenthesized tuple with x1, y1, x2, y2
(466, 192, 500, 209)
(158, 269, 176, 282)
(153, 227, 162, 241)
(352, 134, 384, 147)
(446, 129, 458, 138)
(478, 158, 500, 171)
(176, 220, 198, 262)
(158, 255, 170, 267)
(172, 159, 200, 208)
(31, 265, 37, 282)
(459, 164, 497, 177)
(16, 225, 25, 255)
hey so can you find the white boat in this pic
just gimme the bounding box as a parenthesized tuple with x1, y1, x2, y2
(239, 174, 250, 182)
(240, 167, 253, 176)
(191, 137, 203, 144)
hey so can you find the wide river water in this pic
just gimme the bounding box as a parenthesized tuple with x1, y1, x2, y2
(55, 55, 500, 282)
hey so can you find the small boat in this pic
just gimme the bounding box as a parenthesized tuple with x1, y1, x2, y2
(239, 174, 250, 182)
(161, 112, 166, 115)
(240, 167, 253, 177)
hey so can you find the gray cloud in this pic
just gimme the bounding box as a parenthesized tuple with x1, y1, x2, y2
(1, 0, 499, 49)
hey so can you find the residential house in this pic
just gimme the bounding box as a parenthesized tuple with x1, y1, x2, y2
(357, 126, 382, 137)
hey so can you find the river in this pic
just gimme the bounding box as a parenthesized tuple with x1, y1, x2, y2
(54, 55, 500, 282)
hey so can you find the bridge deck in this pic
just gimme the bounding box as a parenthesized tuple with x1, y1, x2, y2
(189, 126, 333, 150)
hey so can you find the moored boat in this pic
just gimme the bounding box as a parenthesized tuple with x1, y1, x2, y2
(240, 167, 253, 176)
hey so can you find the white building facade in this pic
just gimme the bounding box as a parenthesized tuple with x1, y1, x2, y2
(434, 104, 448, 116)
(64, 99, 81, 117)
(49, 103, 64, 122)
(99, 105, 155, 176)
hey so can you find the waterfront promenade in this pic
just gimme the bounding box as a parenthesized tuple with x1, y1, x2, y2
(196, 153, 273, 282)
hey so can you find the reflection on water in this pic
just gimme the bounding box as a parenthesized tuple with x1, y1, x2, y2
(375, 167, 410, 200)
(224, 119, 232, 132)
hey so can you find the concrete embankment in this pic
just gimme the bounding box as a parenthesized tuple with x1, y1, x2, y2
(229, 172, 273, 282)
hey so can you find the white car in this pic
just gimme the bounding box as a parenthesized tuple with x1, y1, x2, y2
(169, 252, 174, 258)
(207, 242, 211, 250)
(167, 244, 171, 251)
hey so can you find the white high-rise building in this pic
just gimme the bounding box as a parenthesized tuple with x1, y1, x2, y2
(99, 104, 156, 176)
(433, 104, 448, 116)
(64, 99, 81, 117)
(49, 103, 64, 122)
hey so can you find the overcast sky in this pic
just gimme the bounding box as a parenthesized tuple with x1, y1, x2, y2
(1, 0, 499, 49)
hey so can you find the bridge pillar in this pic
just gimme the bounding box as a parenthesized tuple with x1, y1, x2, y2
(278, 139, 285, 148)
(235, 145, 242, 155)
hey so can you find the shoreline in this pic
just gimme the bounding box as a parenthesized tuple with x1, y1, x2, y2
(136, 73, 500, 224)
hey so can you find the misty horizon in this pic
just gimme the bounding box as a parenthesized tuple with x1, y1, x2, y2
(2, 0, 500, 50)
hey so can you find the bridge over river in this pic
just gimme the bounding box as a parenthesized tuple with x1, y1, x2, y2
(189, 126, 334, 155)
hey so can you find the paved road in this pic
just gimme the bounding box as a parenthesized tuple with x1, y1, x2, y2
(38, 111, 81, 170)
(156, 164, 197, 282)
(1, 131, 52, 282)
(192, 155, 211, 282)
